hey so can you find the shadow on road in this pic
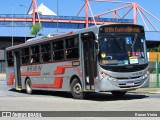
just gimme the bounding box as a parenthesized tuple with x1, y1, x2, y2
(84, 93, 149, 101)
(9, 88, 149, 101)
(9, 88, 72, 98)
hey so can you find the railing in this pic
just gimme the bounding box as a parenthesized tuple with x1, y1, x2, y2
(148, 53, 160, 88)
(0, 14, 133, 23)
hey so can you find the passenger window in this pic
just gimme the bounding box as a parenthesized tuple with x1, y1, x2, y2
(21, 48, 30, 64)
(7, 51, 14, 66)
(65, 37, 79, 59)
(41, 43, 51, 62)
(30, 46, 40, 63)
(52, 40, 64, 61)
(53, 40, 63, 50)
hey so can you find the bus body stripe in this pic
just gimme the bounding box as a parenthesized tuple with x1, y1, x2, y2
(7, 73, 14, 85)
(54, 66, 65, 74)
(31, 64, 82, 89)
(8, 64, 81, 89)
(53, 77, 63, 88)
(54, 65, 82, 77)
(21, 72, 41, 76)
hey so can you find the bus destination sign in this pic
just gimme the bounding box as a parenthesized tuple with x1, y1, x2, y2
(100, 26, 143, 33)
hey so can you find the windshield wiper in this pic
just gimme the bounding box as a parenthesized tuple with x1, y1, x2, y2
(131, 34, 138, 51)
(113, 37, 126, 52)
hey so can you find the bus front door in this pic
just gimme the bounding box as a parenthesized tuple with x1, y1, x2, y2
(14, 51, 22, 89)
(81, 32, 97, 90)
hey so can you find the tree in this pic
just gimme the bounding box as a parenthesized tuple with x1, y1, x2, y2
(30, 23, 42, 37)
(148, 45, 160, 52)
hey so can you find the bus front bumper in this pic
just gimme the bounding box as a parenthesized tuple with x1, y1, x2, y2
(95, 74, 150, 92)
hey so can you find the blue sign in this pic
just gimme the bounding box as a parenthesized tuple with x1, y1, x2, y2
(11, 68, 15, 73)
(125, 37, 132, 44)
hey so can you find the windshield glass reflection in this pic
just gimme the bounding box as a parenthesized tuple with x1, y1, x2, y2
(98, 36, 147, 66)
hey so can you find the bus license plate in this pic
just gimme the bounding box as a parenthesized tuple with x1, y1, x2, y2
(126, 82, 134, 86)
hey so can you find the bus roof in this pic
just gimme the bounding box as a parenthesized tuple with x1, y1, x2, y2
(6, 24, 143, 51)
(6, 25, 101, 51)
(6, 31, 75, 51)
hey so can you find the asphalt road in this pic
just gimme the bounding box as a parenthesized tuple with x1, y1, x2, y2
(0, 79, 160, 119)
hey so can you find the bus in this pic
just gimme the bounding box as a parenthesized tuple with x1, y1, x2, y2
(6, 24, 149, 99)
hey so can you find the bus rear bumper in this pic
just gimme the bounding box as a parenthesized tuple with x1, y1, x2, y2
(95, 75, 150, 92)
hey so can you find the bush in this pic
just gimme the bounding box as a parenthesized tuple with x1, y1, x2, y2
(148, 45, 160, 52)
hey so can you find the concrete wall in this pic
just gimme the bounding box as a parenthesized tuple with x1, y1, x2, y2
(0, 50, 4, 60)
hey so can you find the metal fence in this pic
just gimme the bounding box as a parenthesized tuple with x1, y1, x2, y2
(148, 54, 160, 88)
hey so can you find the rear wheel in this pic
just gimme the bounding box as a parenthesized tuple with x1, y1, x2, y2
(25, 78, 32, 94)
(70, 78, 85, 99)
(111, 91, 127, 97)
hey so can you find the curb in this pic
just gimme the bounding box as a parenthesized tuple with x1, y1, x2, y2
(128, 89, 160, 94)
(129, 91, 160, 94)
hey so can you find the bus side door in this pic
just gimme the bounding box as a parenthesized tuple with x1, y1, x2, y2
(81, 32, 97, 90)
(13, 51, 22, 89)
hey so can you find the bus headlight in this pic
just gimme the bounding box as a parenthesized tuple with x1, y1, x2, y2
(100, 71, 108, 78)
(100, 71, 116, 81)
(142, 73, 148, 79)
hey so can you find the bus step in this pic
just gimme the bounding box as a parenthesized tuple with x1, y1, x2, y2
(16, 87, 22, 91)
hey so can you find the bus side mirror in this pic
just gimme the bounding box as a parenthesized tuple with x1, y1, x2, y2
(81, 32, 95, 41)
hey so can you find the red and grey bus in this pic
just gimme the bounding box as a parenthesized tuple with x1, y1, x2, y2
(6, 24, 149, 99)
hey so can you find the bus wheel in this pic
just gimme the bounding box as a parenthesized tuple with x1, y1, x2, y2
(70, 78, 84, 99)
(25, 78, 32, 94)
(111, 91, 127, 97)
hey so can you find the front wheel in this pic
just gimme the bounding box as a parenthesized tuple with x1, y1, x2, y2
(70, 78, 85, 99)
(25, 78, 32, 94)
(111, 91, 127, 97)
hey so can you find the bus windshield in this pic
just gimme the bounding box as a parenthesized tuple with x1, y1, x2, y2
(98, 35, 147, 66)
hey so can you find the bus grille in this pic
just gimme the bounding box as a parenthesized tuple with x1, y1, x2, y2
(118, 81, 142, 88)
(116, 76, 141, 80)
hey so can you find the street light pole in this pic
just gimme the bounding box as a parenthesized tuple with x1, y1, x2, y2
(19, 5, 27, 42)
(57, 0, 59, 34)
(12, 4, 14, 46)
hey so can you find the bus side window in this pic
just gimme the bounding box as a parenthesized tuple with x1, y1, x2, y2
(30, 45, 40, 64)
(65, 36, 79, 60)
(41, 43, 51, 62)
(7, 51, 14, 66)
(21, 48, 29, 65)
(52, 40, 64, 61)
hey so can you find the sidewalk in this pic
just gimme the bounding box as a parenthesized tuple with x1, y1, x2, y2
(128, 88, 160, 94)
(0, 73, 6, 77)
(0, 73, 6, 81)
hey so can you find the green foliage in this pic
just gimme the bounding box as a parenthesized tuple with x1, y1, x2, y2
(30, 23, 42, 37)
(152, 71, 156, 74)
(148, 45, 160, 52)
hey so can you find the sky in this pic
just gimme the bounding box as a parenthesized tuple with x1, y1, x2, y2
(0, 0, 159, 31)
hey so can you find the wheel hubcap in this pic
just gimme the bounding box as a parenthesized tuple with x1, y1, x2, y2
(74, 83, 82, 95)
(26, 81, 31, 93)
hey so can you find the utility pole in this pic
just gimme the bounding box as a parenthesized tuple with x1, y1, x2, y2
(57, 0, 59, 33)
(20, 5, 27, 42)
(12, 4, 14, 46)
(85, 0, 89, 28)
